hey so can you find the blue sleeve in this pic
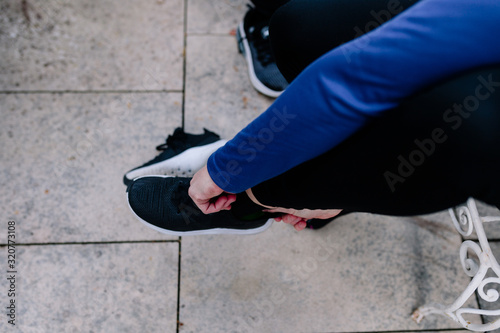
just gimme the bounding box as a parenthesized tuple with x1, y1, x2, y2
(208, 0, 500, 193)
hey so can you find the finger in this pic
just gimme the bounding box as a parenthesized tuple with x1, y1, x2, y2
(294, 220, 308, 231)
(204, 198, 225, 214)
(192, 201, 209, 214)
(217, 193, 237, 210)
(222, 194, 237, 211)
(194, 196, 219, 214)
(196, 200, 213, 215)
(281, 214, 293, 224)
(205, 194, 234, 214)
(188, 187, 208, 211)
(282, 214, 303, 225)
(226, 193, 237, 206)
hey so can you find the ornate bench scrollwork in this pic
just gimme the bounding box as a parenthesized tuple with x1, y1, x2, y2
(412, 198, 500, 331)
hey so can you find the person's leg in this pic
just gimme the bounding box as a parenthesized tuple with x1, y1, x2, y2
(252, 66, 500, 215)
(270, 0, 417, 82)
(250, 0, 290, 17)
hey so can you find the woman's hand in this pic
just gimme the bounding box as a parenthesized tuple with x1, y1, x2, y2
(188, 165, 236, 214)
(245, 188, 342, 231)
(265, 208, 342, 231)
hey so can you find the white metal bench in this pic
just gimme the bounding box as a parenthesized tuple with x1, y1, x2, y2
(412, 198, 500, 331)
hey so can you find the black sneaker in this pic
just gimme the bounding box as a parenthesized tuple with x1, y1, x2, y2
(123, 128, 226, 186)
(237, 6, 289, 98)
(127, 176, 274, 236)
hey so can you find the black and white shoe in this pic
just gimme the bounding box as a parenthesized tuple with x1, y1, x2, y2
(123, 128, 227, 186)
(237, 6, 289, 98)
(127, 176, 274, 236)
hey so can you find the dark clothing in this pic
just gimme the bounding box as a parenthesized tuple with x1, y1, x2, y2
(216, 0, 500, 214)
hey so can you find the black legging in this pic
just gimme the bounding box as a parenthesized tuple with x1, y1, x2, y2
(251, 0, 500, 214)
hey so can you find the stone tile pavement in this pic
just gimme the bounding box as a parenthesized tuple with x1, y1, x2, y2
(1, 0, 499, 332)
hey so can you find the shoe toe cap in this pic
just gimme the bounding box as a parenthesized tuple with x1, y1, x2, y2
(127, 177, 170, 222)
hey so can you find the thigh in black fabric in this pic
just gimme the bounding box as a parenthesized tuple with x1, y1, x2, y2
(252, 66, 500, 215)
(250, 0, 291, 16)
(269, 0, 417, 81)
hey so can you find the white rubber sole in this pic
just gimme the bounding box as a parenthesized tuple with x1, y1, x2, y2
(237, 22, 283, 98)
(125, 140, 227, 182)
(127, 175, 274, 236)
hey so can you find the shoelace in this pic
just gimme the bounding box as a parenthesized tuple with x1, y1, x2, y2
(171, 179, 195, 216)
(156, 129, 188, 152)
(172, 179, 183, 214)
(139, 129, 188, 166)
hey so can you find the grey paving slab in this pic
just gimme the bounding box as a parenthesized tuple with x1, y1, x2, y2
(179, 213, 479, 332)
(0, 93, 182, 243)
(184, 35, 273, 140)
(0, 242, 178, 333)
(187, 0, 246, 35)
(0, 0, 183, 91)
